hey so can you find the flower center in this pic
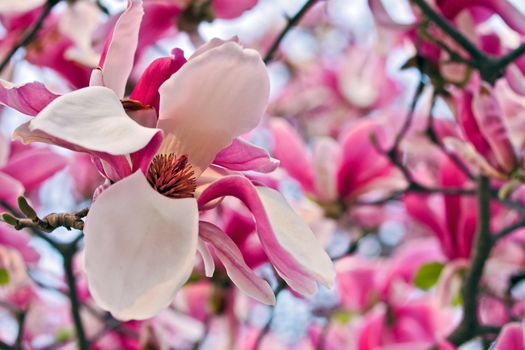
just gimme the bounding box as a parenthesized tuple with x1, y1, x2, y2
(147, 154, 197, 198)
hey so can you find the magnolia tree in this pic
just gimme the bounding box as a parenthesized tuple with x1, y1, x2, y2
(0, 0, 525, 349)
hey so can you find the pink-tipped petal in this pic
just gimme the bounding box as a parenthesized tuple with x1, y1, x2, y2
(99, 0, 144, 98)
(493, 323, 524, 350)
(158, 40, 269, 175)
(199, 221, 275, 305)
(0, 79, 59, 116)
(472, 85, 518, 173)
(198, 176, 335, 296)
(270, 119, 315, 192)
(213, 138, 279, 173)
(23, 86, 161, 156)
(84, 171, 199, 320)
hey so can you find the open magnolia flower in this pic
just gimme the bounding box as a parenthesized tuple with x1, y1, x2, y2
(3, 0, 334, 321)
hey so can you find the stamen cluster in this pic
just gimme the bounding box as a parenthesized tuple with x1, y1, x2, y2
(147, 154, 197, 198)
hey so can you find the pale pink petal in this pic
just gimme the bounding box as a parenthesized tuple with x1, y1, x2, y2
(1, 148, 68, 192)
(158, 40, 269, 175)
(19, 86, 161, 156)
(0, 79, 59, 116)
(211, 0, 257, 19)
(199, 221, 275, 305)
(0, 0, 44, 13)
(368, 0, 416, 28)
(213, 138, 279, 173)
(0, 226, 39, 263)
(99, 0, 144, 98)
(505, 64, 525, 96)
(270, 119, 315, 192)
(472, 84, 518, 173)
(198, 176, 335, 296)
(444, 138, 506, 179)
(189, 37, 239, 60)
(493, 323, 524, 350)
(312, 137, 341, 202)
(84, 171, 199, 320)
(197, 238, 215, 277)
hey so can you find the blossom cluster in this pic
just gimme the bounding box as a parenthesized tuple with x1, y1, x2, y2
(0, 0, 524, 349)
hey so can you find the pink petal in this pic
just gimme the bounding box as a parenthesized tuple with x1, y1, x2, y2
(0, 226, 39, 263)
(0, 79, 59, 116)
(368, 0, 416, 28)
(312, 137, 341, 202)
(0, 172, 24, 208)
(199, 221, 275, 304)
(444, 138, 505, 179)
(270, 119, 315, 192)
(18, 86, 161, 156)
(213, 138, 279, 173)
(198, 176, 335, 296)
(197, 238, 215, 277)
(211, 0, 258, 19)
(493, 323, 524, 350)
(129, 48, 186, 113)
(1, 148, 68, 192)
(84, 171, 199, 320)
(439, 0, 525, 34)
(99, 0, 144, 98)
(158, 40, 269, 175)
(505, 64, 525, 96)
(472, 84, 518, 173)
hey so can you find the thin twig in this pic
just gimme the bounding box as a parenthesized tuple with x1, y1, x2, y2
(263, 0, 319, 63)
(0, 0, 60, 74)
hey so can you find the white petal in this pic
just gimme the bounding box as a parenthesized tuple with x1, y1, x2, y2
(28, 86, 160, 155)
(84, 171, 199, 320)
(255, 187, 335, 290)
(197, 239, 215, 277)
(158, 41, 269, 174)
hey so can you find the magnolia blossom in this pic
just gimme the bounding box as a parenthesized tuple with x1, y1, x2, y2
(1, 0, 334, 321)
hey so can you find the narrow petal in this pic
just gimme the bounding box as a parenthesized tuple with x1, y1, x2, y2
(99, 0, 144, 98)
(198, 176, 335, 296)
(199, 221, 275, 305)
(213, 138, 279, 173)
(1, 148, 68, 192)
(19, 86, 161, 156)
(84, 171, 199, 320)
(368, 0, 416, 28)
(197, 238, 215, 277)
(0, 79, 59, 116)
(158, 40, 269, 174)
(472, 84, 518, 173)
(312, 137, 341, 202)
(270, 119, 315, 192)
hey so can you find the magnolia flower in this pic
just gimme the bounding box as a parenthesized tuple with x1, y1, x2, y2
(3, 0, 334, 321)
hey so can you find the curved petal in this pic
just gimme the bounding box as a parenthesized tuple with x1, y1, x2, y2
(0, 79, 59, 116)
(84, 171, 198, 320)
(21, 86, 161, 156)
(198, 176, 335, 296)
(0, 172, 24, 208)
(493, 323, 524, 350)
(197, 238, 215, 277)
(158, 40, 270, 175)
(312, 137, 341, 202)
(199, 221, 275, 305)
(270, 119, 315, 192)
(1, 148, 68, 192)
(213, 138, 279, 173)
(99, 0, 144, 98)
